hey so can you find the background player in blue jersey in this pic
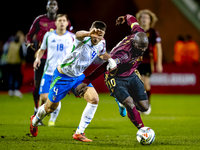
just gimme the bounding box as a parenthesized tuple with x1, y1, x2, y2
(26, 0, 73, 121)
(33, 14, 74, 127)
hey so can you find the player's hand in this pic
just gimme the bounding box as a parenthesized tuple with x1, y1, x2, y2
(156, 64, 163, 73)
(90, 28, 105, 38)
(116, 16, 126, 26)
(26, 43, 35, 51)
(33, 59, 41, 70)
(106, 58, 117, 71)
(75, 83, 88, 97)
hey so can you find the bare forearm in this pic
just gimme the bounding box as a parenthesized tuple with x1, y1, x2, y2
(76, 30, 91, 41)
(36, 49, 45, 60)
(98, 52, 111, 61)
(156, 43, 162, 65)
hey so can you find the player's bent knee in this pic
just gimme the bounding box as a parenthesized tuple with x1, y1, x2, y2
(40, 93, 48, 103)
(84, 87, 99, 104)
(90, 96, 99, 104)
(122, 96, 135, 110)
(138, 100, 149, 112)
(85, 95, 99, 104)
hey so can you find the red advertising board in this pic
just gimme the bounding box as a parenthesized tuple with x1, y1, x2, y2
(151, 63, 200, 94)
(20, 63, 200, 94)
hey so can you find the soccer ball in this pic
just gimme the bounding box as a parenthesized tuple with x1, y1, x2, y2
(136, 127, 155, 145)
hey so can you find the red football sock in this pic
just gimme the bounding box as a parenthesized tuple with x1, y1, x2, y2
(127, 106, 144, 129)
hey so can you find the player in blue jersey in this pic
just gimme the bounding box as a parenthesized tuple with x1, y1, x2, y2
(30, 20, 117, 142)
(33, 14, 74, 126)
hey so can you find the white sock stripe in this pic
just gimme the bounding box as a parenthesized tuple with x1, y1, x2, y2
(36, 116, 40, 120)
(87, 102, 98, 107)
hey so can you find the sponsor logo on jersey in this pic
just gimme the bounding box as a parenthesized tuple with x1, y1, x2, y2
(51, 39, 56, 43)
(89, 45, 93, 48)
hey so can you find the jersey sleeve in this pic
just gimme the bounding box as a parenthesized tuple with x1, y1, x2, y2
(125, 14, 144, 33)
(73, 36, 88, 47)
(26, 16, 40, 43)
(99, 40, 106, 55)
(65, 35, 75, 54)
(40, 31, 50, 50)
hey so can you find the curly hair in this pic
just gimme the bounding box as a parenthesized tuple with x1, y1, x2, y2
(136, 9, 158, 28)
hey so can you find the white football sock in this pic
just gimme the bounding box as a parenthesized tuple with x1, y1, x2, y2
(76, 102, 98, 134)
(49, 101, 61, 122)
(34, 107, 38, 112)
(32, 104, 47, 126)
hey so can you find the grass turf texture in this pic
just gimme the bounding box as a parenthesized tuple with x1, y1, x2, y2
(0, 93, 200, 150)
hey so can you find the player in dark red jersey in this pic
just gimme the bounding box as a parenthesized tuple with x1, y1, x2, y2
(136, 9, 163, 115)
(75, 14, 149, 130)
(26, 0, 73, 123)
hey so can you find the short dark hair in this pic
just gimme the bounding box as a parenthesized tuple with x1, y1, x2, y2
(47, 0, 57, 3)
(56, 14, 68, 20)
(91, 21, 107, 31)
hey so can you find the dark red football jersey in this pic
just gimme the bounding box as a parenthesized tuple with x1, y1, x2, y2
(108, 14, 145, 77)
(26, 14, 73, 59)
(142, 28, 161, 63)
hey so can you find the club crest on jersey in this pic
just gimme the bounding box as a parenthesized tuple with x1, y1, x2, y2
(52, 95, 56, 101)
(43, 23, 48, 27)
(114, 58, 120, 64)
(146, 32, 149, 37)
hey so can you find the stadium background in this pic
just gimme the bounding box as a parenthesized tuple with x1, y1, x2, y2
(0, 0, 200, 94)
(1, 1, 200, 149)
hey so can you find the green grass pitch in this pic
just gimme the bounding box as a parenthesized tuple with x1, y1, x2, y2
(0, 93, 200, 150)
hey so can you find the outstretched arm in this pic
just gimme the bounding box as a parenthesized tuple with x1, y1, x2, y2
(116, 14, 144, 33)
(99, 52, 117, 71)
(26, 16, 40, 51)
(83, 62, 108, 85)
(76, 28, 105, 41)
(75, 62, 108, 97)
(156, 43, 163, 72)
(33, 49, 45, 70)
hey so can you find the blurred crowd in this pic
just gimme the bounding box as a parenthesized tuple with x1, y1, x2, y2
(174, 35, 199, 66)
(0, 30, 36, 98)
